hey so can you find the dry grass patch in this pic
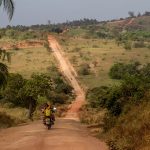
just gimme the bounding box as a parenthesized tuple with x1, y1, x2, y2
(0, 105, 28, 128)
(0, 47, 56, 78)
(60, 38, 150, 88)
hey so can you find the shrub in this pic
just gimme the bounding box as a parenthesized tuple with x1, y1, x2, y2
(124, 41, 132, 50)
(134, 41, 145, 48)
(109, 62, 140, 79)
(1, 72, 73, 119)
(78, 64, 90, 75)
(87, 86, 109, 108)
(12, 45, 20, 51)
(84, 63, 150, 150)
(106, 102, 150, 150)
(72, 47, 81, 52)
(92, 45, 99, 48)
(44, 41, 52, 52)
(0, 112, 16, 128)
(147, 44, 150, 49)
(2, 74, 26, 106)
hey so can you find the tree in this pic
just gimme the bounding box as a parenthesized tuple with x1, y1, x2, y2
(128, 11, 135, 18)
(143, 11, 150, 16)
(0, 62, 8, 88)
(48, 20, 51, 25)
(19, 74, 53, 119)
(2, 74, 25, 106)
(0, 0, 14, 20)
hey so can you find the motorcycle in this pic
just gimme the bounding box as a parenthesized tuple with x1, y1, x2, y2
(45, 117, 53, 130)
(43, 107, 56, 130)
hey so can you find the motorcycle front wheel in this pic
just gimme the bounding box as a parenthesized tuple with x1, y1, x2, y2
(47, 124, 51, 130)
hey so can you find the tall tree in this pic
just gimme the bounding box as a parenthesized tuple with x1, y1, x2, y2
(0, 0, 14, 20)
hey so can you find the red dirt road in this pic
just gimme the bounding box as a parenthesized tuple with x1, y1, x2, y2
(0, 119, 107, 150)
(0, 36, 108, 150)
(48, 35, 85, 119)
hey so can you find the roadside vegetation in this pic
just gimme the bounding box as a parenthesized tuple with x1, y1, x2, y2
(0, 69, 73, 128)
(58, 14, 150, 150)
(0, 34, 73, 128)
(80, 62, 150, 150)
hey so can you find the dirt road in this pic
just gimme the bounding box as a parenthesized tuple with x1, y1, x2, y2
(0, 119, 107, 150)
(0, 36, 108, 150)
(48, 35, 85, 119)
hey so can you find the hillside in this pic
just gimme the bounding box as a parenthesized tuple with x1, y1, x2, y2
(60, 37, 150, 89)
(57, 15, 150, 150)
(107, 16, 150, 31)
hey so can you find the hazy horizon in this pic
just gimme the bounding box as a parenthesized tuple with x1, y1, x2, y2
(0, 0, 150, 27)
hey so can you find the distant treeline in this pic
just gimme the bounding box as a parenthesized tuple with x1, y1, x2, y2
(1, 11, 150, 31)
(1, 18, 99, 32)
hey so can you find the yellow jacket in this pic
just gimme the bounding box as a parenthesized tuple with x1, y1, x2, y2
(44, 108, 51, 117)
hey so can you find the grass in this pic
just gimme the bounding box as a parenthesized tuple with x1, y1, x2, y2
(0, 47, 56, 78)
(79, 105, 106, 125)
(65, 28, 88, 37)
(60, 37, 150, 89)
(104, 101, 150, 150)
(0, 105, 28, 128)
(0, 104, 28, 121)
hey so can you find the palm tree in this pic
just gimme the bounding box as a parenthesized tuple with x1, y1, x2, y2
(0, 62, 8, 88)
(0, 0, 14, 20)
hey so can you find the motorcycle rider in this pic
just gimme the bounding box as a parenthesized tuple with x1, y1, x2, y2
(42, 102, 55, 125)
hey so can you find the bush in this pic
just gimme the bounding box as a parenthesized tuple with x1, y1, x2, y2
(88, 63, 150, 116)
(1, 72, 73, 119)
(78, 64, 90, 75)
(83, 63, 150, 150)
(109, 62, 140, 79)
(2, 74, 26, 106)
(44, 41, 52, 52)
(72, 47, 81, 52)
(103, 114, 117, 132)
(147, 44, 150, 49)
(0, 112, 16, 128)
(134, 41, 145, 48)
(106, 102, 150, 150)
(124, 41, 132, 50)
(12, 45, 20, 51)
(79, 105, 106, 125)
(87, 86, 109, 108)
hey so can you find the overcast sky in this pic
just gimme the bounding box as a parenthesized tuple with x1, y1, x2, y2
(0, 0, 150, 27)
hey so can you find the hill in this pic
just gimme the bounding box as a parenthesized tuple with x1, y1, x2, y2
(107, 16, 150, 31)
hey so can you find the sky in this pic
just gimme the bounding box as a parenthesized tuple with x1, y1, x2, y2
(0, 0, 150, 27)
